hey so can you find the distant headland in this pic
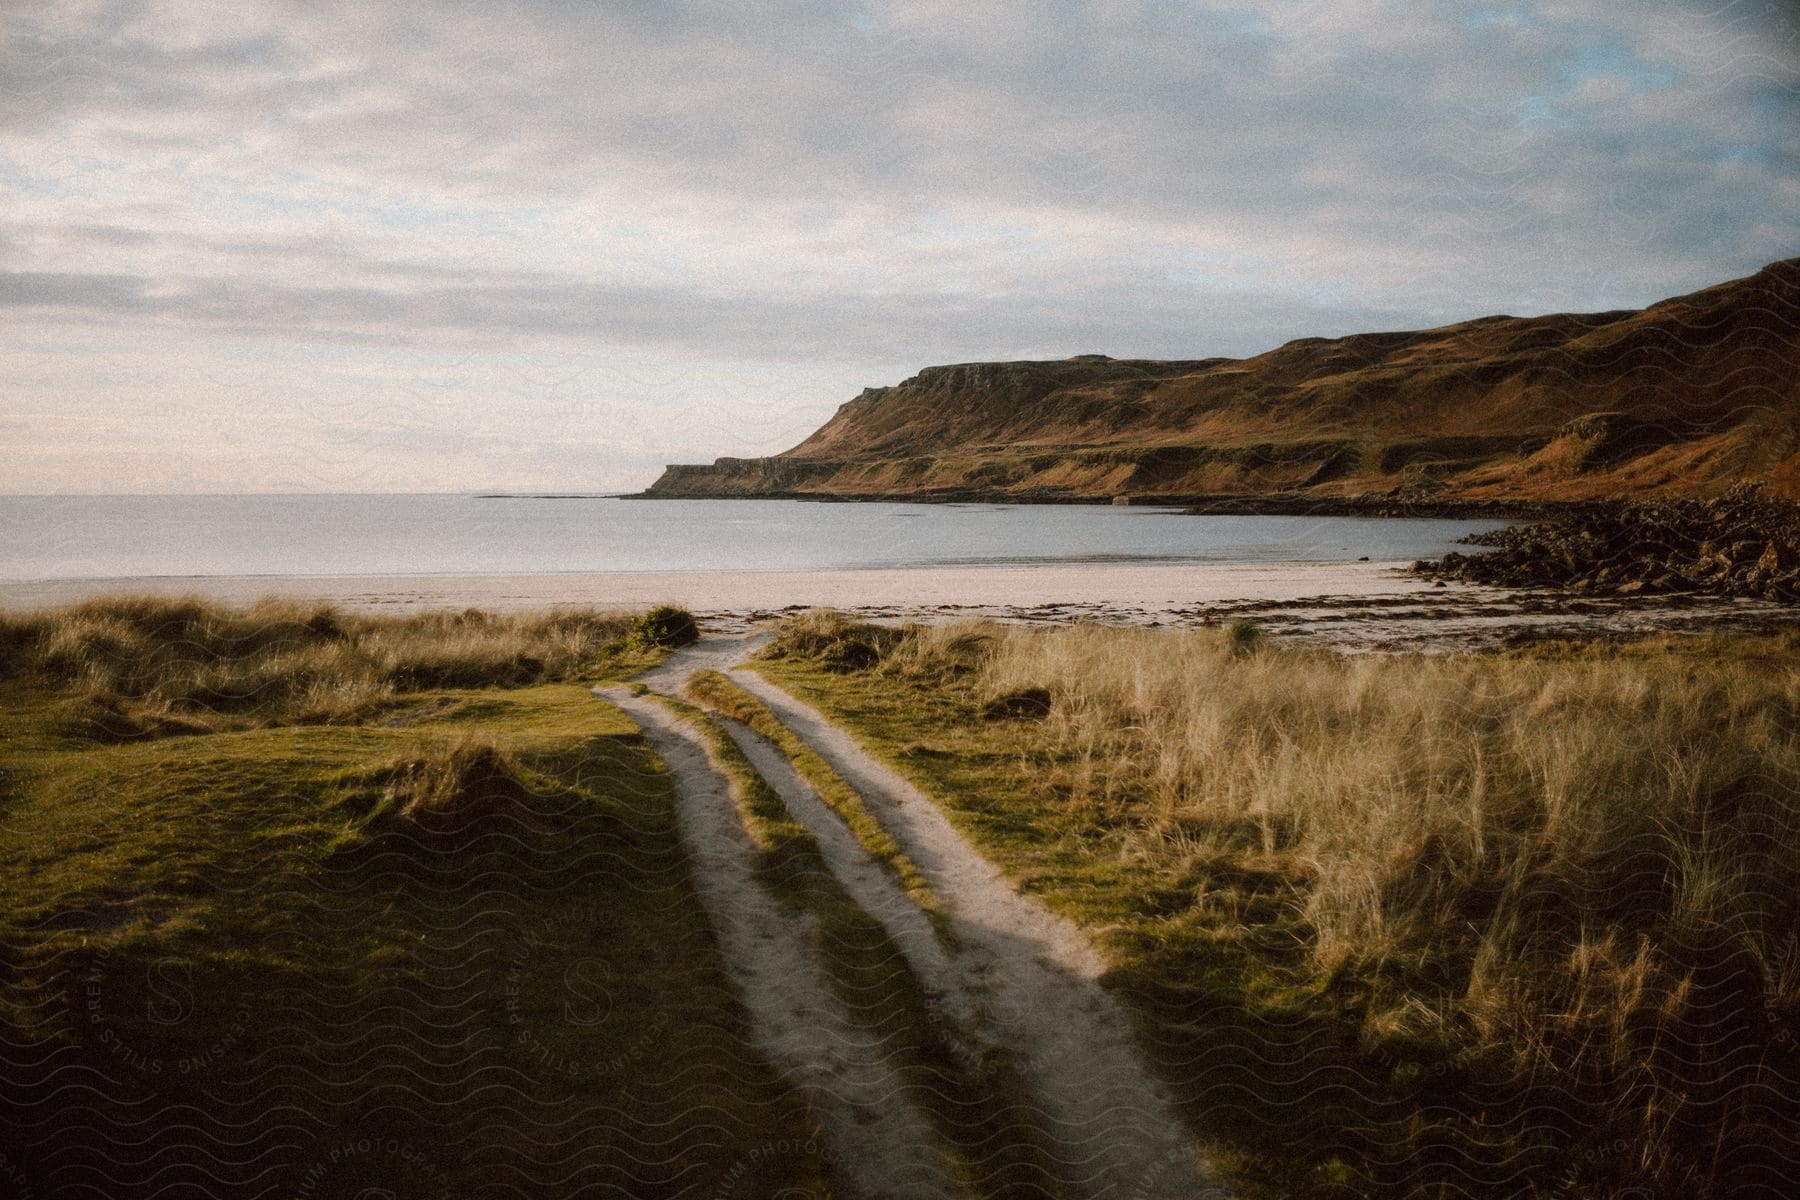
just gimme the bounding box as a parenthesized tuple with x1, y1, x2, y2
(640, 258, 1800, 510)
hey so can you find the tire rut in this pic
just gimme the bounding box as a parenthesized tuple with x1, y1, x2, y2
(614, 635, 1228, 1198)
(728, 667, 1227, 1200)
(600, 684, 958, 1200)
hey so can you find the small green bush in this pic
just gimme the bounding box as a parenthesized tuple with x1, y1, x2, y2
(627, 605, 700, 651)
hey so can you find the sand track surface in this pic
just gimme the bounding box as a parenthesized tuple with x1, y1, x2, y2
(614, 637, 1228, 1198)
(731, 668, 1224, 1200)
(601, 683, 959, 1200)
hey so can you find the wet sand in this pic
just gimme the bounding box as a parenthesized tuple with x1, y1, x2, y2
(2, 561, 1793, 652)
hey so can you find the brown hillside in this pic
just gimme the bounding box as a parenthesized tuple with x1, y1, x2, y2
(645, 259, 1800, 504)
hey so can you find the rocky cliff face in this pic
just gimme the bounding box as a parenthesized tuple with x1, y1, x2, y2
(644, 259, 1800, 504)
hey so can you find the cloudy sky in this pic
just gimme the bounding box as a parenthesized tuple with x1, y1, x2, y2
(4, 0, 1796, 493)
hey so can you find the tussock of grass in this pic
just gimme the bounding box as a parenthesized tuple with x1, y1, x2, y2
(624, 603, 701, 651)
(758, 615, 1800, 1198)
(382, 735, 541, 847)
(874, 620, 997, 680)
(979, 686, 1052, 721)
(1223, 617, 1264, 658)
(0, 595, 691, 734)
(761, 608, 902, 672)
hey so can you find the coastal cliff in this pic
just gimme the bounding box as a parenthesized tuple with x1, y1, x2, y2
(644, 259, 1800, 505)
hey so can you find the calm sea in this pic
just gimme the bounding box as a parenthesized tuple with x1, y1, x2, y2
(0, 495, 1503, 581)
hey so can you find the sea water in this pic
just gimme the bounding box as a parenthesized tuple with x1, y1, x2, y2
(0, 494, 1504, 581)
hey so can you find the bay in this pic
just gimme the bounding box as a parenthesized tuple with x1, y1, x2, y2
(0, 494, 1503, 581)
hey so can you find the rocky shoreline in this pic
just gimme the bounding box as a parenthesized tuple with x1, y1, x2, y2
(1414, 485, 1800, 602)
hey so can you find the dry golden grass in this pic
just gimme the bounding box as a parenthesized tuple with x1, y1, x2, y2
(961, 623, 1799, 989)
(766, 615, 1800, 1195)
(762, 607, 902, 671)
(0, 595, 691, 733)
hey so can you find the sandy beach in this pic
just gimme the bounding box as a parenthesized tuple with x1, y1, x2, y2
(4, 560, 1794, 651)
(0, 559, 1426, 615)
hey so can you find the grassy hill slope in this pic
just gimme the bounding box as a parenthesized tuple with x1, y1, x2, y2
(646, 259, 1800, 505)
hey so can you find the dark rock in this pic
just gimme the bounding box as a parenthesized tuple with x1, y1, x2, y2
(1410, 483, 1800, 604)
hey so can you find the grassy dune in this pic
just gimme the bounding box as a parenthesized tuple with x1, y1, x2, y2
(755, 612, 1800, 1199)
(0, 594, 697, 735)
(0, 598, 824, 1199)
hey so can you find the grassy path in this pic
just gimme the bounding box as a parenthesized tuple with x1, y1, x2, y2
(611, 636, 1225, 1199)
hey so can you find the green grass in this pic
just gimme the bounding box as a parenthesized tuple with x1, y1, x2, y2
(753, 615, 1800, 1200)
(653, 693, 1069, 1196)
(0, 602, 825, 1199)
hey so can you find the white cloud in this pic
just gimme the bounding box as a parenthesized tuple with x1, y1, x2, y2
(0, 0, 1794, 491)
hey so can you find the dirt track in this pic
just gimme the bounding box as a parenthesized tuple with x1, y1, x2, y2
(605, 638, 1228, 1199)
